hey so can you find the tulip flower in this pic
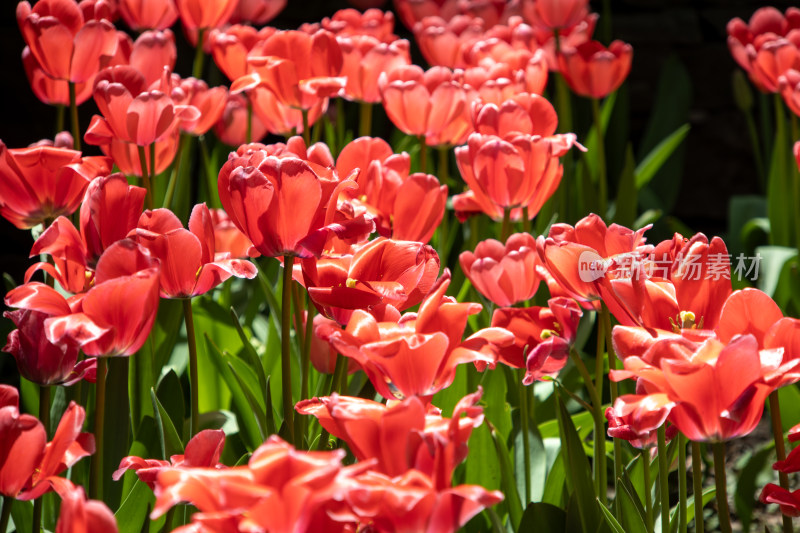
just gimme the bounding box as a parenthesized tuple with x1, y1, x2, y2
(379, 65, 474, 147)
(121, 30, 178, 87)
(118, 0, 178, 30)
(297, 388, 483, 488)
(209, 208, 254, 259)
(611, 334, 796, 442)
(558, 40, 633, 98)
(338, 35, 411, 104)
(323, 271, 514, 399)
(728, 7, 800, 90)
(50, 478, 118, 533)
(322, 8, 397, 40)
(522, 0, 589, 32)
(130, 204, 257, 298)
(231, 29, 345, 114)
(0, 387, 94, 500)
(229, 0, 286, 25)
(461, 46, 549, 96)
(0, 139, 111, 229)
(113, 429, 226, 489)
(413, 15, 486, 68)
(22, 47, 92, 107)
(3, 308, 94, 386)
(17, 0, 118, 84)
(150, 435, 363, 532)
(300, 237, 440, 325)
(537, 213, 652, 308)
(460, 233, 540, 307)
(338, 469, 504, 533)
(209, 25, 278, 82)
(605, 394, 678, 449)
(171, 77, 227, 136)
(490, 298, 582, 382)
(760, 484, 800, 517)
(394, 0, 511, 30)
(213, 93, 269, 145)
(175, 0, 237, 36)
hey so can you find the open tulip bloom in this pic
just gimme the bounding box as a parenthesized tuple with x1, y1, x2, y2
(4, 1, 800, 532)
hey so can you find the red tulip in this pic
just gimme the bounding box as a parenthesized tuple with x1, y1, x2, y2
(0, 139, 111, 229)
(172, 78, 227, 136)
(213, 93, 269, 145)
(118, 0, 178, 30)
(749, 36, 800, 93)
(300, 237, 440, 325)
(338, 35, 411, 103)
(728, 7, 800, 91)
(208, 208, 255, 259)
(80, 174, 147, 266)
(113, 429, 226, 489)
(229, 0, 285, 25)
(50, 478, 118, 533)
(413, 15, 486, 68)
(0, 389, 94, 500)
(537, 213, 652, 308)
(123, 30, 178, 87)
(558, 40, 633, 98)
(394, 0, 512, 29)
(85, 66, 200, 148)
(210, 24, 278, 82)
(460, 233, 540, 307)
(323, 8, 397, 41)
(231, 29, 345, 113)
(605, 394, 677, 449)
(175, 0, 237, 32)
(95, 132, 181, 178)
(323, 271, 514, 399)
(461, 47, 549, 96)
(130, 204, 257, 298)
(522, 0, 589, 32)
(339, 469, 504, 533)
(22, 47, 92, 107)
(41, 240, 161, 357)
(472, 93, 558, 139)
(760, 483, 800, 517)
(491, 297, 582, 382)
(17, 0, 118, 83)
(379, 65, 473, 146)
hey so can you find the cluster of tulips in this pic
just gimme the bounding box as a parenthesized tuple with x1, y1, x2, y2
(1, 0, 800, 532)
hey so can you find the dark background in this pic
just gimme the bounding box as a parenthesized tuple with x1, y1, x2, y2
(0, 0, 793, 283)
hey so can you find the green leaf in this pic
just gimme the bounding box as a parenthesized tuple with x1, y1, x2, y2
(776, 386, 800, 433)
(156, 369, 185, 440)
(613, 144, 637, 227)
(733, 443, 773, 533)
(542, 448, 566, 508)
(583, 92, 618, 182)
(192, 297, 243, 412)
(518, 502, 567, 533)
(488, 422, 523, 530)
(150, 387, 184, 459)
(204, 334, 263, 451)
(230, 307, 268, 397)
(9, 499, 33, 533)
(616, 473, 648, 533)
(754, 245, 798, 297)
(635, 124, 690, 189)
(556, 395, 599, 533)
(514, 424, 547, 504)
(597, 498, 626, 533)
(115, 481, 163, 533)
(226, 360, 267, 440)
(727, 195, 767, 257)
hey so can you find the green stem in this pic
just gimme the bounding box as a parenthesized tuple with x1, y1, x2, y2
(302, 109, 310, 147)
(160, 507, 175, 533)
(246, 96, 253, 144)
(137, 145, 153, 210)
(281, 256, 296, 446)
(163, 134, 187, 210)
(592, 98, 608, 218)
(335, 98, 345, 154)
(773, 93, 790, 246)
(0, 497, 12, 533)
(691, 441, 704, 533)
(437, 146, 450, 261)
(90, 357, 107, 501)
(744, 110, 766, 191)
(657, 425, 670, 533)
(712, 441, 732, 533)
(518, 369, 531, 504)
(570, 348, 606, 504)
(69, 82, 80, 151)
(418, 136, 428, 174)
(678, 434, 687, 533)
(150, 141, 157, 186)
(522, 206, 530, 234)
(292, 289, 309, 448)
(359, 102, 372, 138)
(55, 104, 65, 135)
(192, 28, 206, 80)
(500, 206, 512, 241)
(39, 384, 50, 438)
(32, 495, 41, 533)
(183, 299, 199, 436)
(769, 391, 795, 533)
(642, 449, 653, 533)
(601, 306, 623, 490)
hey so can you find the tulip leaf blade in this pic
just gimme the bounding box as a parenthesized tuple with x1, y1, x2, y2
(556, 394, 600, 533)
(488, 421, 523, 530)
(10, 499, 32, 533)
(541, 448, 566, 508)
(203, 334, 263, 451)
(150, 387, 184, 459)
(616, 472, 648, 533)
(114, 480, 163, 533)
(613, 144, 637, 227)
(597, 498, 626, 533)
(518, 502, 567, 533)
(155, 369, 185, 440)
(225, 359, 267, 440)
(230, 307, 268, 397)
(634, 124, 690, 189)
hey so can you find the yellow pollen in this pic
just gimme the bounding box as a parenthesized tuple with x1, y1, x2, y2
(540, 329, 556, 340)
(346, 278, 358, 288)
(679, 310, 696, 329)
